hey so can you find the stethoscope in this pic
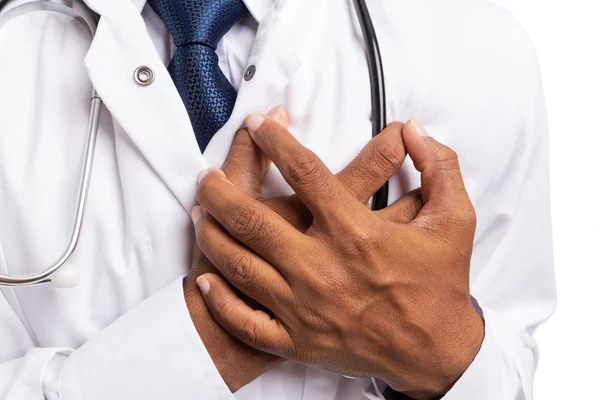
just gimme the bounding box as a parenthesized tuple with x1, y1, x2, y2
(0, 0, 387, 288)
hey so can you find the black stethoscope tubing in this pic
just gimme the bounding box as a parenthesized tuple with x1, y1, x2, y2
(352, 0, 389, 210)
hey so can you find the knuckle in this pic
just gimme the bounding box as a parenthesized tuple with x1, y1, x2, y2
(287, 151, 323, 184)
(261, 123, 283, 148)
(371, 140, 405, 173)
(229, 202, 266, 241)
(296, 303, 327, 332)
(225, 250, 254, 286)
(196, 169, 225, 199)
(233, 127, 253, 145)
(346, 223, 379, 252)
(240, 318, 260, 345)
(431, 145, 460, 170)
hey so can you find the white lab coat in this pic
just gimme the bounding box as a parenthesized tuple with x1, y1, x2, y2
(0, 0, 556, 399)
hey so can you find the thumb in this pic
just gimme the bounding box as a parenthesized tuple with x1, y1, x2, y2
(403, 118, 473, 219)
(221, 106, 289, 199)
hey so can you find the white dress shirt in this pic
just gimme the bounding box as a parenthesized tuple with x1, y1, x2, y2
(0, 0, 556, 399)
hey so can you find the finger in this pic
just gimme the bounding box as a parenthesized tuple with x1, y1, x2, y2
(221, 129, 270, 199)
(196, 168, 308, 270)
(403, 118, 475, 220)
(221, 107, 289, 199)
(337, 122, 406, 204)
(198, 273, 293, 357)
(244, 114, 361, 223)
(376, 188, 423, 223)
(193, 206, 293, 307)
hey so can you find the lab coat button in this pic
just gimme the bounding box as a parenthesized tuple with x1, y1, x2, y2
(134, 66, 155, 86)
(244, 65, 256, 81)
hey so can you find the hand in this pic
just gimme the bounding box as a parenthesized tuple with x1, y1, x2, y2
(183, 108, 288, 392)
(186, 106, 410, 392)
(194, 116, 484, 400)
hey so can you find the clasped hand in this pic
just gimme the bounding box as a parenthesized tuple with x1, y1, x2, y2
(192, 109, 483, 399)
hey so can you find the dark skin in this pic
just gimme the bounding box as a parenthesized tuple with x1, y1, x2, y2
(184, 107, 422, 392)
(193, 110, 484, 399)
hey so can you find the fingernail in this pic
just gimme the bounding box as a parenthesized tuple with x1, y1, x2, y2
(246, 114, 266, 133)
(267, 105, 285, 124)
(191, 206, 203, 225)
(197, 275, 210, 295)
(409, 117, 429, 137)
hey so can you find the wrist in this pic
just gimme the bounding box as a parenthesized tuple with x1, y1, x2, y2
(183, 279, 281, 392)
(382, 301, 484, 399)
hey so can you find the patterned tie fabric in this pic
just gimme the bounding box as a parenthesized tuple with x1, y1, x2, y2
(148, 0, 249, 151)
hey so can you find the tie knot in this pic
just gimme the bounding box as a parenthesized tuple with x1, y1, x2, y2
(149, 0, 248, 48)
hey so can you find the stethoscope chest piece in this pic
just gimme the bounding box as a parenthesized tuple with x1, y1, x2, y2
(50, 263, 81, 289)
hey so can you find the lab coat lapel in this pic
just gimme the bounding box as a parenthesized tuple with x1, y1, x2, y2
(82, 0, 204, 213)
(81, 0, 328, 211)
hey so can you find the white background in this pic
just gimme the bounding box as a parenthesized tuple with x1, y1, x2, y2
(493, 1, 600, 398)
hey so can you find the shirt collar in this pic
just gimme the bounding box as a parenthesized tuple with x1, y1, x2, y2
(243, 0, 274, 23)
(129, 0, 274, 23)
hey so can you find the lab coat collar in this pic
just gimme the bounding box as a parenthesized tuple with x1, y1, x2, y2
(115, 0, 274, 24)
(81, 0, 328, 213)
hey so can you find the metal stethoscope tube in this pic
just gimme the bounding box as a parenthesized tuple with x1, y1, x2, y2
(0, 0, 102, 287)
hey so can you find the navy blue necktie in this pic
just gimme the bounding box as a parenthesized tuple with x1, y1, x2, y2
(148, 0, 249, 151)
